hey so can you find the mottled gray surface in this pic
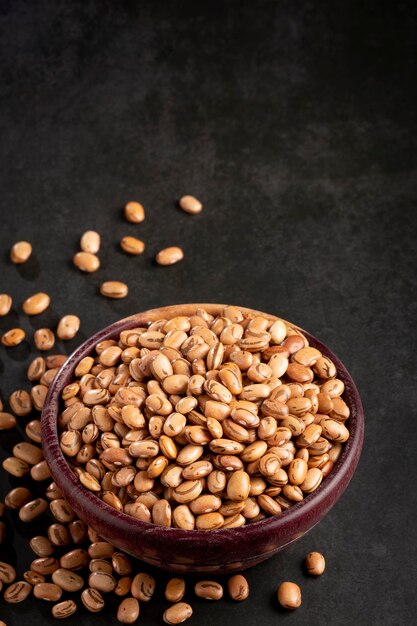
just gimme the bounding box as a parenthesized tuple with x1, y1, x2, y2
(0, 1, 416, 624)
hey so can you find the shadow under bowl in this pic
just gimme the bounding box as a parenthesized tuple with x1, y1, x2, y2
(41, 303, 364, 574)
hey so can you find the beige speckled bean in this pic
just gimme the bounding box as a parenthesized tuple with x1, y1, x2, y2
(124, 201, 145, 223)
(80, 231, 101, 254)
(34, 582, 62, 601)
(228, 574, 249, 601)
(57, 315, 80, 340)
(131, 572, 155, 602)
(100, 281, 128, 299)
(34, 328, 55, 351)
(0, 562, 16, 584)
(163, 602, 193, 624)
(22, 292, 50, 315)
(120, 236, 145, 255)
(73, 252, 100, 272)
(179, 195, 203, 214)
(117, 597, 140, 623)
(195, 580, 223, 600)
(52, 599, 78, 619)
(81, 587, 105, 612)
(165, 578, 186, 603)
(156, 246, 184, 266)
(3, 580, 32, 603)
(2, 328, 26, 347)
(10, 241, 32, 264)
(0, 294, 13, 316)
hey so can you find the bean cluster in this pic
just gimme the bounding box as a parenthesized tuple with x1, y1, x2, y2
(58, 306, 350, 530)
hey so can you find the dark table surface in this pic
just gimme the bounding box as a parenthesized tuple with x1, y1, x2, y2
(1, 1, 416, 625)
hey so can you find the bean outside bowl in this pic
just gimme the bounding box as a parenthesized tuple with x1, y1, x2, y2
(41, 304, 364, 574)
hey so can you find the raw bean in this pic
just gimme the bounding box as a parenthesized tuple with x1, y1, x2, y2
(80, 230, 101, 254)
(156, 246, 184, 265)
(3, 457, 30, 477)
(305, 551, 326, 575)
(0, 562, 16, 584)
(19, 498, 48, 522)
(163, 602, 193, 624)
(120, 236, 145, 255)
(3, 581, 32, 603)
(89, 571, 116, 593)
(88, 542, 114, 559)
(82, 587, 105, 612)
(117, 597, 140, 623)
(34, 328, 55, 351)
(100, 281, 128, 299)
(194, 580, 223, 600)
(227, 470, 250, 501)
(89, 559, 113, 574)
(112, 553, 132, 576)
(228, 574, 249, 601)
(46, 354, 67, 368)
(79, 471, 101, 492)
(300, 468, 323, 493)
(313, 356, 337, 379)
(57, 315, 80, 340)
(288, 458, 308, 485)
(277, 581, 302, 609)
(257, 494, 282, 516)
(22, 292, 50, 315)
(115, 577, 133, 596)
(27, 357, 46, 381)
(52, 568, 84, 592)
(124, 201, 145, 223)
(26, 419, 42, 442)
(165, 578, 185, 602)
(34, 582, 62, 601)
(31, 558, 60, 575)
(50, 499, 76, 523)
(59, 548, 89, 571)
(0, 412, 17, 429)
(152, 499, 172, 526)
(131, 572, 155, 601)
(23, 570, 45, 585)
(52, 599, 78, 619)
(1, 328, 26, 346)
(196, 512, 224, 529)
(10, 241, 32, 263)
(179, 195, 203, 214)
(48, 524, 70, 547)
(172, 505, 195, 530)
(9, 389, 32, 415)
(321, 419, 350, 442)
(73, 251, 100, 272)
(0, 293, 12, 316)
(30, 536, 54, 557)
(13, 442, 44, 465)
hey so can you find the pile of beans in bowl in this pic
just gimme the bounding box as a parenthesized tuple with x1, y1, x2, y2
(58, 306, 350, 530)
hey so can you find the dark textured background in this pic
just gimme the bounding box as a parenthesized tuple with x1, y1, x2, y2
(1, 1, 417, 624)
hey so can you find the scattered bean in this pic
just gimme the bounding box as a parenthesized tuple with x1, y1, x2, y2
(277, 581, 302, 609)
(120, 236, 145, 255)
(0, 294, 12, 316)
(80, 230, 101, 254)
(100, 281, 128, 299)
(1, 328, 26, 347)
(57, 315, 80, 340)
(10, 241, 32, 264)
(124, 201, 145, 223)
(22, 292, 50, 315)
(156, 246, 184, 266)
(73, 252, 100, 272)
(179, 195, 203, 214)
